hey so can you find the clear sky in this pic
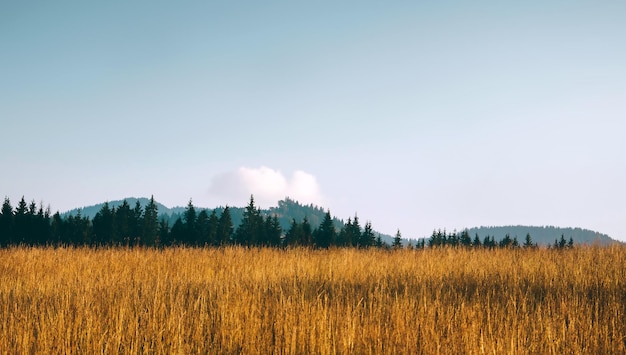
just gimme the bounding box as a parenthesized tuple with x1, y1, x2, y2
(2, 1, 625, 241)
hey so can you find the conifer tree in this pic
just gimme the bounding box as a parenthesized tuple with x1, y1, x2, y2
(93, 202, 115, 246)
(216, 206, 234, 245)
(359, 221, 375, 248)
(195, 210, 210, 246)
(131, 201, 144, 245)
(159, 218, 171, 247)
(472, 233, 482, 248)
(264, 215, 282, 247)
(392, 229, 403, 249)
(459, 229, 472, 247)
(314, 211, 335, 248)
(0, 197, 14, 246)
(235, 196, 264, 246)
(14, 197, 28, 245)
(182, 199, 197, 245)
(301, 217, 313, 246)
(115, 200, 132, 246)
(523, 233, 534, 248)
(207, 210, 219, 246)
(284, 219, 301, 247)
(142, 196, 159, 247)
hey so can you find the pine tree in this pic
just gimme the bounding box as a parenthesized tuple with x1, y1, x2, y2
(472, 233, 482, 248)
(0, 197, 14, 246)
(130, 201, 143, 246)
(14, 197, 28, 245)
(216, 206, 234, 245)
(284, 219, 301, 247)
(264, 215, 282, 247)
(93, 202, 115, 246)
(459, 229, 472, 247)
(567, 237, 574, 249)
(207, 210, 219, 246)
(523, 233, 534, 248)
(301, 217, 313, 246)
(50, 212, 64, 246)
(142, 196, 159, 247)
(392, 229, 403, 249)
(359, 221, 375, 248)
(182, 199, 197, 245)
(235, 196, 264, 246)
(115, 200, 132, 246)
(337, 218, 352, 247)
(558, 234, 567, 249)
(314, 211, 335, 248)
(159, 218, 171, 247)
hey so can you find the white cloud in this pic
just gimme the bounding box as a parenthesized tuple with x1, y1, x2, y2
(208, 166, 324, 207)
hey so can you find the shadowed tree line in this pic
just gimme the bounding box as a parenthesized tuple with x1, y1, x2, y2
(1, 195, 576, 249)
(416, 229, 574, 250)
(0, 196, 387, 249)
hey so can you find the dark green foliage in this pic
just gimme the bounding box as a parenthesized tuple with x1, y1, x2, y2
(0, 194, 600, 250)
(472, 233, 482, 247)
(314, 211, 336, 248)
(264, 215, 282, 247)
(359, 221, 375, 248)
(0, 197, 14, 246)
(459, 230, 472, 247)
(392, 229, 403, 249)
(216, 206, 234, 246)
(142, 196, 159, 247)
(93, 202, 115, 246)
(235, 196, 264, 246)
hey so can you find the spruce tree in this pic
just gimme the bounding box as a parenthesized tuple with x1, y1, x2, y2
(523, 233, 534, 248)
(359, 221, 375, 248)
(314, 211, 335, 248)
(93, 202, 114, 246)
(235, 196, 264, 246)
(472, 233, 482, 248)
(216, 206, 234, 245)
(195, 209, 211, 246)
(301, 217, 313, 246)
(207, 210, 219, 246)
(392, 229, 403, 249)
(0, 197, 14, 246)
(264, 215, 282, 247)
(284, 219, 302, 247)
(142, 196, 159, 247)
(182, 199, 198, 245)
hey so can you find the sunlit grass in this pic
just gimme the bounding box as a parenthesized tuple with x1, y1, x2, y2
(0, 246, 624, 353)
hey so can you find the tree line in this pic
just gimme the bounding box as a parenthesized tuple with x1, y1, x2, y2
(412, 229, 574, 250)
(0, 196, 386, 248)
(1, 195, 575, 249)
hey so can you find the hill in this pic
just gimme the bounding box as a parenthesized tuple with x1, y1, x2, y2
(464, 225, 616, 246)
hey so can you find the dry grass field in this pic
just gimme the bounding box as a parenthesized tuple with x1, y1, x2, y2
(0, 246, 624, 354)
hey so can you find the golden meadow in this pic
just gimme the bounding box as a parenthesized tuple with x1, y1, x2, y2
(0, 246, 624, 354)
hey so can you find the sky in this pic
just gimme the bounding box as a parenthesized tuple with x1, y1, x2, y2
(1, 1, 625, 241)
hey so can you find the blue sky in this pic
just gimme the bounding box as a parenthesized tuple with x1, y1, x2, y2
(2, 1, 625, 241)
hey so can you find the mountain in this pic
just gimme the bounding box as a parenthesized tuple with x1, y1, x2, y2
(463, 225, 617, 246)
(62, 197, 172, 219)
(63, 197, 396, 244)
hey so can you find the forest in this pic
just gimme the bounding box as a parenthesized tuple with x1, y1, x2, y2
(0, 195, 574, 249)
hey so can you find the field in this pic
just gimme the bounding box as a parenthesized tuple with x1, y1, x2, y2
(0, 246, 624, 354)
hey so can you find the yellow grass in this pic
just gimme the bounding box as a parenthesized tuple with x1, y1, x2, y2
(0, 246, 624, 354)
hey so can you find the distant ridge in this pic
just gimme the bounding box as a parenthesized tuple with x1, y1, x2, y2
(464, 225, 617, 246)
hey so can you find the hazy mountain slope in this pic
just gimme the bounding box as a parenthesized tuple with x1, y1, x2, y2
(464, 225, 616, 245)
